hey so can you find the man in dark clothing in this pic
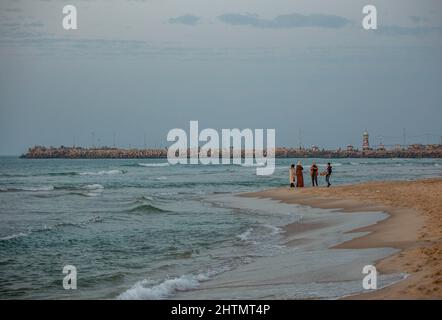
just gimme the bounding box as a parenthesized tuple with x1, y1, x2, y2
(310, 161, 319, 187)
(325, 163, 332, 187)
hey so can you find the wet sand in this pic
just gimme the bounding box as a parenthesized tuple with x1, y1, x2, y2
(242, 178, 442, 299)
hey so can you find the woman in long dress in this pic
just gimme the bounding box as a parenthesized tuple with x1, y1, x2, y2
(296, 161, 304, 187)
(289, 164, 296, 188)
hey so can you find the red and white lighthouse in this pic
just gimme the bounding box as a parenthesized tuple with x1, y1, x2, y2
(362, 130, 370, 151)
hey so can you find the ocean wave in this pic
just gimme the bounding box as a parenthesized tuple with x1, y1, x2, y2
(135, 195, 155, 202)
(138, 163, 170, 167)
(53, 216, 103, 228)
(128, 203, 169, 213)
(0, 171, 79, 178)
(1, 217, 104, 241)
(82, 192, 103, 197)
(0, 186, 54, 192)
(46, 172, 79, 176)
(118, 265, 233, 300)
(154, 191, 180, 198)
(79, 170, 126, 176)
(237, 228, 253, 241)
(1, 170, 126, 178)
(82, 184, 104, 190)
(0, 232, 28, 241)
(262, 224, 283, 235)
(118, 275, 200, 300)
(80, 184, 104, 197)
(317, 163, 342, 167)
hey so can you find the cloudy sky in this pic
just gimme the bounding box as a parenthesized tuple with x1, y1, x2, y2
(0, 0, 441, 154)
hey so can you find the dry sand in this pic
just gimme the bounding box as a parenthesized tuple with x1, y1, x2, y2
(242, 178, 442, 299)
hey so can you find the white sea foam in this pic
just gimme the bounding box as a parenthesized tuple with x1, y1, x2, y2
(0, 232, 28, 241)
(83, 184, 104, 190)
(25, 186, 55, 191)
(138, 163, 170, 167)
(82, 184, 104, 197)
(117, 275, 201, 300)
(156, 191, 179, 196)
(117, 265, 234, 300)
(0, 186, 54, 192)
(79, 170, 124, 176)
(237, 228, 253, 241)
(262, 224, 283, 235)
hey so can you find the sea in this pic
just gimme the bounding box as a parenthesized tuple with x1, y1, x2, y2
(0, 157, 441, 299)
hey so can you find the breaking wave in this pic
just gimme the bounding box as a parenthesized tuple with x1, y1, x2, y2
(82, 184, 104, 190)
(79, 170, 126, 176)
(138, 163, 170, 167)
(128, 203, 169, 213)
(81, 184, 104, 197)
(0, 232, 28, 241)
(0, 186, 54, 192)
(118, 275, 202, 300)
(237, 228, 253, 241)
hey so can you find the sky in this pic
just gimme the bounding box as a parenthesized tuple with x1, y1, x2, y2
(0, 0, 442, 155)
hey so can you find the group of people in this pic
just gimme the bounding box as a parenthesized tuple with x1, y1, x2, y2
(289, 161, 332, 188)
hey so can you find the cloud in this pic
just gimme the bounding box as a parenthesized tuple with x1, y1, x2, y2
(169, 14, 201, 26)
(218, 13, 350, 29)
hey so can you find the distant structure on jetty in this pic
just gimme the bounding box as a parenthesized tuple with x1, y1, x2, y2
(22, 146, 167, 159)
(21, 130, 442, 159)
(21, 144, 442, 159)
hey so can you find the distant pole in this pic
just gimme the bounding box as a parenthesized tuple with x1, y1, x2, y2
(402, 128, 406, 147)
(113, 132, 116, 148)
(425, 133, 430, 145)
(299, 129, 303, 149)
(73, 135, 75, 148)
(144, 132, 147, 149)
(91, 132, 95, 148)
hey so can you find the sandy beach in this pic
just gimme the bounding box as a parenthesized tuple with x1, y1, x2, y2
(242, 178, 442, 299)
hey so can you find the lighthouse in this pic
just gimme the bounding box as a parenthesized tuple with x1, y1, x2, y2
(362, 130, 370, 151)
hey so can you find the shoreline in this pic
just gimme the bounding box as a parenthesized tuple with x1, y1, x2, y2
(176, 193, 399, 299)
(241, 177, 442, 299)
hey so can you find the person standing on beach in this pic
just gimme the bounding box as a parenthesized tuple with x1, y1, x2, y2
(289, 164, 296, 188)
(310, 161, 319, 187)
(325, 162, 332, 187)
(296, 161, 304, 187)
